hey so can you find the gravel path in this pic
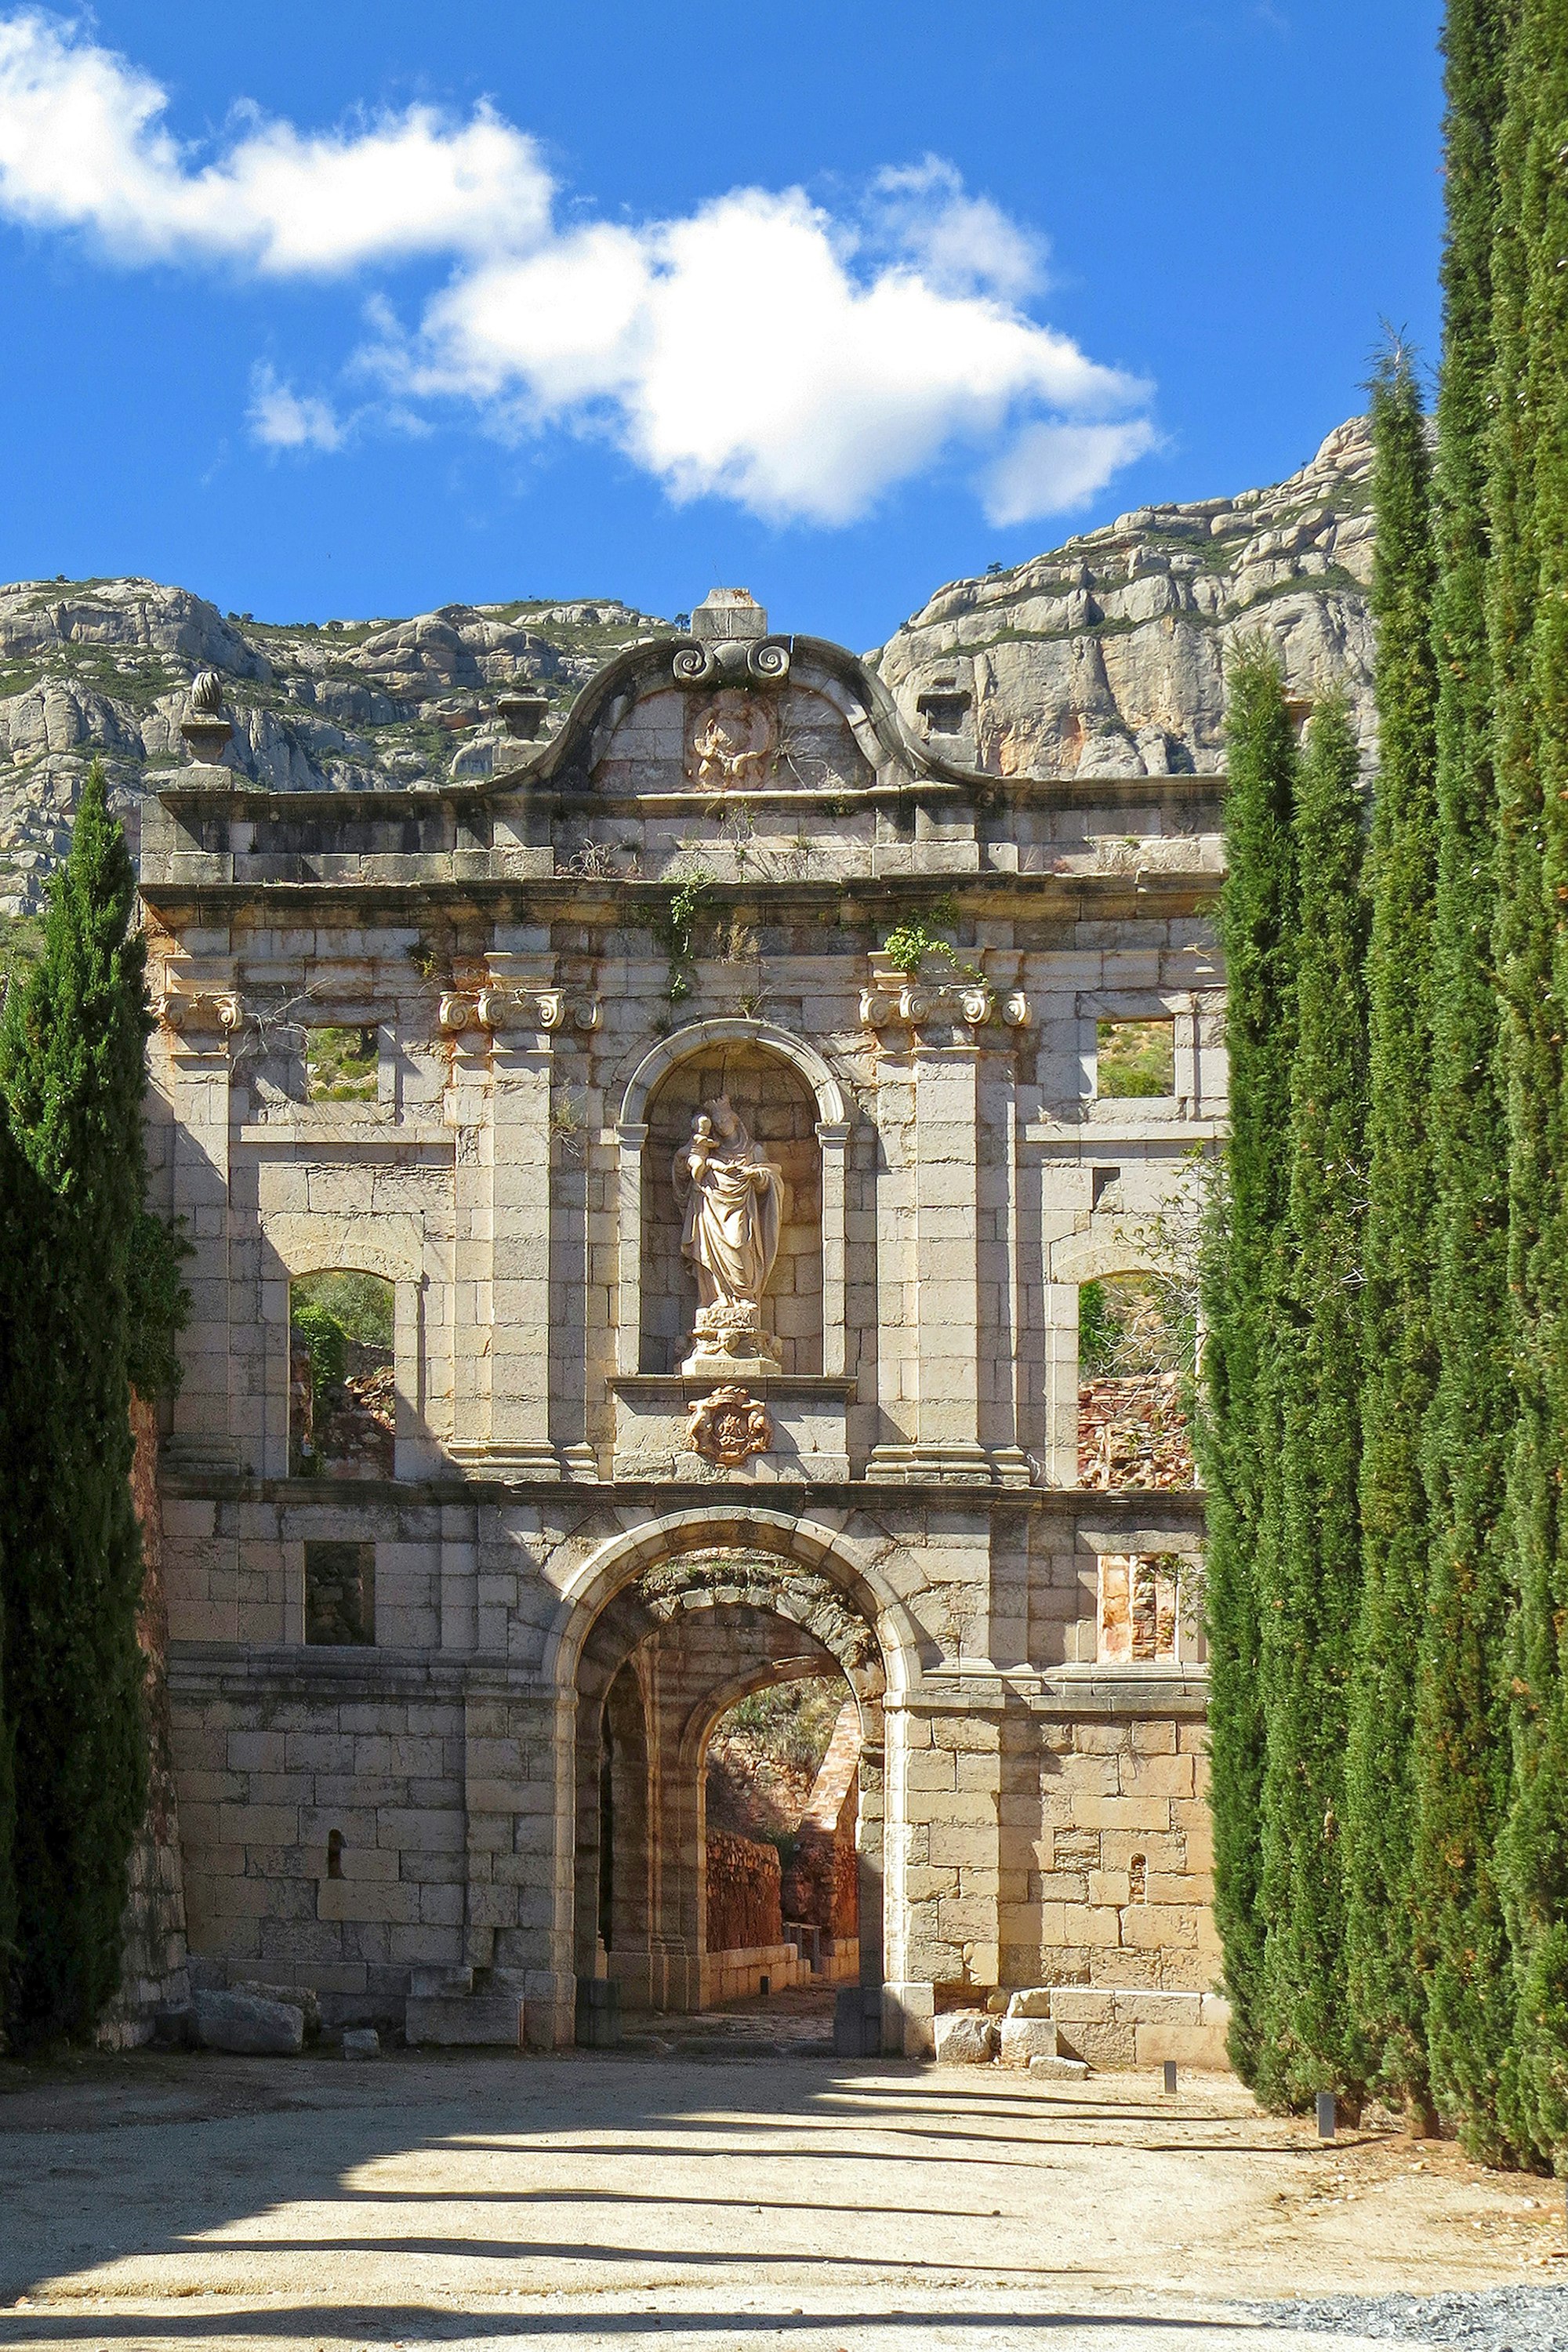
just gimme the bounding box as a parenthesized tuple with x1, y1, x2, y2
(1257, 2285, 1568, 2348)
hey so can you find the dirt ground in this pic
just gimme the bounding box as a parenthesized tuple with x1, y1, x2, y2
(0, 2015, 1562, 2352)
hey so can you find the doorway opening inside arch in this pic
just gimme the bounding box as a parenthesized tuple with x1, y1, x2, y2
(574, 1547, 884, 2045)
(289, 1270, 394, 1478)
(704, 1675, 860, 2000)
(1076, 1271, 1194, 1489)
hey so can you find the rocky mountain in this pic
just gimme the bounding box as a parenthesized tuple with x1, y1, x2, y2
(869, 415, 1375, 781)
(0, 586, 673, 914)
(0, 416, 1375, 916)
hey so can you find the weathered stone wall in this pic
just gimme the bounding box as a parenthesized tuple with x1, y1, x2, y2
(706, 1831, 783, 1955)
(141, 603, 1228, 2056)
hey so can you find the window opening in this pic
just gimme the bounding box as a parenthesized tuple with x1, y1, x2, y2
(916, 689, 971, 737)
(1098, 1554, 1185, 1664)
(326, 1829, 346, 1880)
(305, 1540, 376, 1646)
(1077, 1272, 1193, 1488)
(1095, 1017, 1174, 1099)
(306, 1023, 379, 1102)
(289, 1270, 394, 1478)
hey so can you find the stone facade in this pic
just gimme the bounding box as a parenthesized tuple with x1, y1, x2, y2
(140, 590, 1222, 2056)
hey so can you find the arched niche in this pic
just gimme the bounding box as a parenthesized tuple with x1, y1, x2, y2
(615, 1019, 851, 1378)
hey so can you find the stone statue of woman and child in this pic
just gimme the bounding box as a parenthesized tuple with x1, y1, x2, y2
(671, 1095, 786, 1374)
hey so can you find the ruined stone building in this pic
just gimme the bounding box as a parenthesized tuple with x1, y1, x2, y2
(140, 589, 1225, 2063)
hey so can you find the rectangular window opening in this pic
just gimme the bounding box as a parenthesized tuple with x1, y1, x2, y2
(1098, 1553, 1183, 1664)
(305, 1540, 376, 1646)
(1094, 1017, 1174, 1100)
(306, 1024, 379, 1103)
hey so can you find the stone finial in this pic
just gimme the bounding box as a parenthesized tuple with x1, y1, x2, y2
(181, 670, 234, 765)
(691, 588, 768, 644)
(497, 693, 550, 742)
(673, 588, 789, 691)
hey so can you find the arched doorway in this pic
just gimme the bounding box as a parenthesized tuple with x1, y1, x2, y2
(567, 1541, 890, 2027)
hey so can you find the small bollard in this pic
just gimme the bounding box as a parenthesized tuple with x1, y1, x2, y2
(1316, 2090, 1337, 2140)
(1163, 2060, 1178, 2095)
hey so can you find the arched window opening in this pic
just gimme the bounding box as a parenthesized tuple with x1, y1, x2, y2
(289, 1269, 394, 1478)
(1077, 1272, 1194, 1490)
(326, 1829, 346, 1881)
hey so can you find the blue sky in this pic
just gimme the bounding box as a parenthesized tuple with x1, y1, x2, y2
(0, 2, 1444, 648)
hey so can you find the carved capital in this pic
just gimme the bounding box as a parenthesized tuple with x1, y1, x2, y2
(672, 637, 790, 691)
(445, 987, 601, 1036)
(860, 959, 1027, 1038)
(155, 985, 243, 1038)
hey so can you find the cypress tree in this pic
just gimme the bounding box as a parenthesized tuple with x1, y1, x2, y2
(1416, 0, 1521, 2164)
(0, 764, 151, 2043)
(1345, 346, 1440, 2116)
(1490, 0, 1568, 2172)
(1256, 690, 1370, 2110)
(1197, 644, 1299, 2082)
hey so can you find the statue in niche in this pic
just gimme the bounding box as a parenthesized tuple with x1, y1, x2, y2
(672, 1096, 785, 1370)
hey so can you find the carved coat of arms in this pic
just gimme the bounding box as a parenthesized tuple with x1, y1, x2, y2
(685, 689, 777, 789)
(685, 1384, 774, 1468)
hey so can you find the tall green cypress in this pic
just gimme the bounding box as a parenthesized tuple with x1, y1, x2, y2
(1490, 0, 1568, 2173)
(1256, 691, 1370, 2110)
(1345, 347, 1440, 2116)
(1416, 0, 1521, 2165)
(1198, 645, 1299, 2082)
(0, 765, 151, 2043)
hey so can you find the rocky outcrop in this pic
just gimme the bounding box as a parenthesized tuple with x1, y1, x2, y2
(0, 422, 1379, 913)
(0, 580, 668, 913)
(869, 416, 1376, 781)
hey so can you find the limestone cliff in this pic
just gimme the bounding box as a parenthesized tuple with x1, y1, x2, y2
(868, 416, 1374, 780)
(0, 587, 670, 913)
(0, 417, 1375, 913)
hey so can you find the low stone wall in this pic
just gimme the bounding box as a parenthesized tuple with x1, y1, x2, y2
(700, 1942, 808, 2007)
(706, 1831, 783, 1954)
(1048, 1986, 1231, 2071)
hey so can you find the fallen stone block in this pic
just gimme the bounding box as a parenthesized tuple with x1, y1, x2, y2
(1005, 1987, 1054, 2019)
(405, 1991, 524, 2049)
(233, 1980, 322, 2039)
(342, 2028, 380, 2060)
(933, 2012, 997, 2065)
(194, 1989, 304, 2056)
(999, 2016, 1060, 2067)
(1029, 2053, 1091, 2082)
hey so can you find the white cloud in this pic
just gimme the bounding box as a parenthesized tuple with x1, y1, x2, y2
(866, 156, 1046, 300)
(0, 11, 1157, 528)
(392, 187, 1151, 526)
(248, 365, 343, 452)
(982, 419, 1161, 526)
(0, 11, 550, 270)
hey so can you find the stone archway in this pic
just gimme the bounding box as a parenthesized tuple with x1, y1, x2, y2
(563, 1534, 892, 2026)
